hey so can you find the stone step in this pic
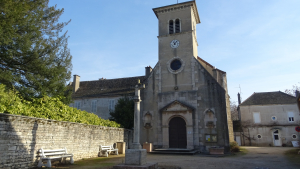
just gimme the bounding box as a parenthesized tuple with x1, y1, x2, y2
(149, 149, 198, 155)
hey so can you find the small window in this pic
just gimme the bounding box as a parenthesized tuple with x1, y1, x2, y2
(175, 19, 180, 33)
(271, 116, 276, 121)
(109, 99, 115, 112)
(91, 100, 97, 113)
(169, 20, 174, 34)
(257, 134, 262, 139)
(253, 112, 261, 123)
(288, 112, 294, 122)
(205, 134, 217, 142)
(292, 134, 297, 139)
(75, 101, 81, 110)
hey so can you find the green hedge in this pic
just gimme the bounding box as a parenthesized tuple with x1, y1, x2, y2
(0, 84, 120, 128)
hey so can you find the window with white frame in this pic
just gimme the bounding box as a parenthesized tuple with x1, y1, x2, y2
(91, 100, 97, 113)
(288, 112, 294, 122)
(253, 112, 261, 123)
(109, 99, 115, 112)
(292, 134, 297, 139)
(75, 101, 81, 110)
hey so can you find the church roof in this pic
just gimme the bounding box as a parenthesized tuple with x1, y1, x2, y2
(240, 91, 296, 106)
(197, 57, 226, 74)
(72, 76, 145, 99)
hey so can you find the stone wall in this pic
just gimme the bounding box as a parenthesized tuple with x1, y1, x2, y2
(0, 114, 133, 169)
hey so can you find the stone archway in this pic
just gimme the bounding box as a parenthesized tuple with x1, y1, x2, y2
(160, 100, 194, 149)
(169, 117, 187, 148)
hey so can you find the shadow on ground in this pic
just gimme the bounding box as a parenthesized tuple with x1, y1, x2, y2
(33, 154, 182, 169)
(284, 148, 300, 166)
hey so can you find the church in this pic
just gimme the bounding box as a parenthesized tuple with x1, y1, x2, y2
(70, 0, 234, 152)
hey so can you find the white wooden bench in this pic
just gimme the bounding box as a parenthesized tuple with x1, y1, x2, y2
(99, 145, 118, 157)
(37, 148, 74, 168)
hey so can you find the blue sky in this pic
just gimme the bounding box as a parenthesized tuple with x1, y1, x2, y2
(49, 0, 300, 103)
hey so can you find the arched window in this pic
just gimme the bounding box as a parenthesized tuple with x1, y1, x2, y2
(169, 20, 174, 34)
(175, 19, 180, 33)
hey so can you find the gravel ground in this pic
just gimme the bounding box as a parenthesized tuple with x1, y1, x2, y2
(146, 146, 300, 169)
(51, 146, 300, 169)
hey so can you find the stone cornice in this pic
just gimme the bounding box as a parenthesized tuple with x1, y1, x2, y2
(157, 30, 192, 38)
(152, 0, 200, 24)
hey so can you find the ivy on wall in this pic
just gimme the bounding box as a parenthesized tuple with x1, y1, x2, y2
(0, 84, 120, 128)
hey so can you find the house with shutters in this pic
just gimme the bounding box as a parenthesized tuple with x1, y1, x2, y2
(235, 91, 300, 147)
(70, 0, 234, 152)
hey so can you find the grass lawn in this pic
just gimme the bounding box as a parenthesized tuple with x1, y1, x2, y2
(284, 148, 300, 166)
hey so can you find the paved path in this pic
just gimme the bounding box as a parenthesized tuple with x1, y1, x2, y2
(147, 146, 299, 169)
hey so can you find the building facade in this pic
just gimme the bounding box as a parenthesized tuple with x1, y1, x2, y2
(235, 91, 300, 147)
(70, 0, 234, 152)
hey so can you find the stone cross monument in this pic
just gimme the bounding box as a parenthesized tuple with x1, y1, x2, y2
(125, 79, 147, 165)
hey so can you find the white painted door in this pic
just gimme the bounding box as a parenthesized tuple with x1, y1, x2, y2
(273, 130, 281, 146)
(236, 136, 241, 146)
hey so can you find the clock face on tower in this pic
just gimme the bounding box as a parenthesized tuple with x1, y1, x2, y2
(170, 40, 180, 48)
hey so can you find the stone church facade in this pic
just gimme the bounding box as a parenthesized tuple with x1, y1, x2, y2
(70, 1, 234, 152)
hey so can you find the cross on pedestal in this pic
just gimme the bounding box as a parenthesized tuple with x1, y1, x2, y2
(132, 79, 145, 149)
(123, 79, 148, 166)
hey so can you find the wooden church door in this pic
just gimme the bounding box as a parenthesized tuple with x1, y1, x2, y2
(169, 117, 187, 148)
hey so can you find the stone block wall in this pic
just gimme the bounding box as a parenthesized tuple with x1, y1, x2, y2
(0, 114, 133, 169)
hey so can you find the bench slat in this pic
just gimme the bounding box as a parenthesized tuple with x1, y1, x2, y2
(39, 149, 66, 153)
(42, 155, 73, 160)
(38, 152, 67, 157)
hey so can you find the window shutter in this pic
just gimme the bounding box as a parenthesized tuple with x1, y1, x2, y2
(175, 19, 180, 33)
(92, 100, 97, 113)
(108, 99, 116, 111)
(75, 101, 81, 110)
(169, 20, 174, 34)
(253, 112, 261, 123)
(112, 100, 115, 111)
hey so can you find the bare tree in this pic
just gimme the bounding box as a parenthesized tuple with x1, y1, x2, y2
(285, 82, 300, 96)
(230, 99, 239, 121)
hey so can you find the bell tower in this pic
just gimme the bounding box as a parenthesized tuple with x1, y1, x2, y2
(152, 0, 201, 93)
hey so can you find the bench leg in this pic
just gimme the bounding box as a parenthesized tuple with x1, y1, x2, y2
(45, 159, 51, 168)
(100, 151, 108, 157)
(70, 157, 74, 164)
(61, 157, 67, 163)
(37, 159, 43, 168)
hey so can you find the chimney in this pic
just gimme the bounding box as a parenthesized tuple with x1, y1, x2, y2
(237, 93, 241, 105)
(73, 75, 80, 93)
(145, 66, 152, 78)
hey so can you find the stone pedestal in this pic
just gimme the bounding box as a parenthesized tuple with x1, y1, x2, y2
(142, 143, 152, 152)
(125, 149, 147, 165)
(117, 142, 126, 154)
